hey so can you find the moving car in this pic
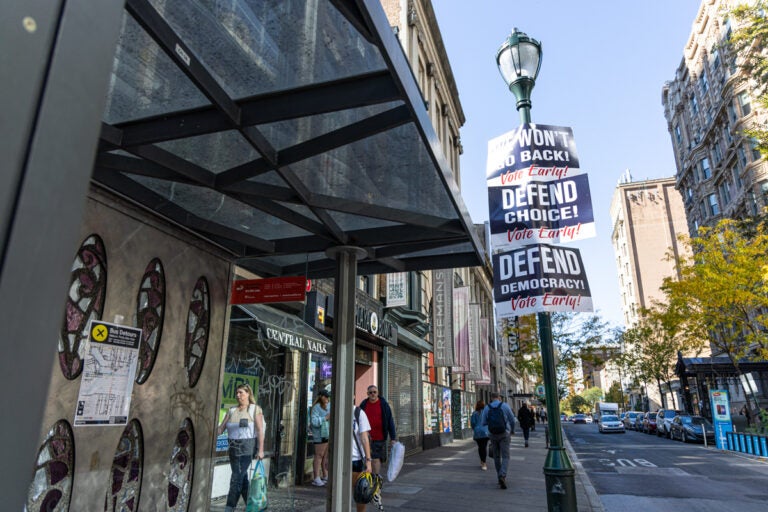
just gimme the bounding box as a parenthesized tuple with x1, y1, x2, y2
(598, 414, 625, 433)
(572, 413, 586, 424)
(656, 409, 683, 438)
(669, 415, 715, 443)
(642, 412, 657, 434)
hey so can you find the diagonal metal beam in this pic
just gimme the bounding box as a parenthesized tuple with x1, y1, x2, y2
(329, 0, 375, 43)
(125, 0, 241, 124)
(305, 192, 465, 232)
(96, 153, 200, 185)
(216, 105, 410, 188)
(114, 71, 399, 147)
(127, 144, 216, 187)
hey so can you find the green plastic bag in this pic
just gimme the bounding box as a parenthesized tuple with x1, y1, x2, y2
(246, 459, 268, 512)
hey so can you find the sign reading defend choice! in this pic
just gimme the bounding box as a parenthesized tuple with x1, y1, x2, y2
(486, 123, 596, 249)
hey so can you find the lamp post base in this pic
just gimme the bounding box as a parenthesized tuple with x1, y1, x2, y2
(543, 446, 577, 511)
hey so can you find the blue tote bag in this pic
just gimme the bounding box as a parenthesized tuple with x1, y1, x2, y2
(246, 459, 268, 512)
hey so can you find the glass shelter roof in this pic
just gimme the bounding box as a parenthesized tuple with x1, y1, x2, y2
(95, 0, 485, 278)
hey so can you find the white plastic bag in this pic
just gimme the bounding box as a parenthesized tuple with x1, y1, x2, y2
(387, 441, 405, 482)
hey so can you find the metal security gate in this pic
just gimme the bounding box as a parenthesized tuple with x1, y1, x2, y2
(387, 347, 422, 455)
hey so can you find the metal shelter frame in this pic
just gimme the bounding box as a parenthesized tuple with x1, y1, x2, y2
(1, 1, 486, 510)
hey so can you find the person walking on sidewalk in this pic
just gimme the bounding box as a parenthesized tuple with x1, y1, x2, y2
(359, 385, 397, 477)
(481, 391, 516, 489)
(517, 401, 535, 447)
(470, 400, 490, 470)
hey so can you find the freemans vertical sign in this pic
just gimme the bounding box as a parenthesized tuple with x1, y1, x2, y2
(432, 269, 454, 366)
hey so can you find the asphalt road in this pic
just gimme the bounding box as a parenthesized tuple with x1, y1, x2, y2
(563, 421, 768, 511)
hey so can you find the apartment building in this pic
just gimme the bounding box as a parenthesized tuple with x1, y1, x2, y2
(662, 0, 768, 232)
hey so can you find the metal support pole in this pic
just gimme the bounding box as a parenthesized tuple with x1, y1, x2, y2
(326, 246, 366, 512)
(538, 312, 577, 511)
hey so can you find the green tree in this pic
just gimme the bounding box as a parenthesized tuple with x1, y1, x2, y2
(568, 395, 590, 414)
(582, 386, 604, 410)
(662, 218, 768, 411)
(726, 1, 768, 156)
(604, 381, 623, 404)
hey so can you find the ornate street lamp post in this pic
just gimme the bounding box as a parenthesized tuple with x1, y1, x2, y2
(496, 28, 577, 511)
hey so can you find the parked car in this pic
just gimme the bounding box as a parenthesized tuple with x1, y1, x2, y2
(656, 409, 683, 438)
(633, 412, 645, 431)
(572, 413, 587, 424)
(623, 411, 640, 430)
(669, 415, 715, 443)
(560, 413, 568, 422)
(598, 414, 625, 433)
(642, 412, 658, 434)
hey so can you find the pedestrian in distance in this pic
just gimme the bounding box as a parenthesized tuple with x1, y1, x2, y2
(481, 391, 516, 489)
(310, 389, 331, 486)
(359, 385, 397, 477)
(351, 400, 374, 512)
(216, 383, 265, 512)
(517, 401, 535, 447)
(470, 400, 490, 470)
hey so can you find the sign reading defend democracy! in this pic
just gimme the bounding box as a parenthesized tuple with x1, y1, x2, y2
(486, 122, 595, 318)
(486, 123, 595, 249)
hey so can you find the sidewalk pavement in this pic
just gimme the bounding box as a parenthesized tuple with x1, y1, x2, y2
(281, 423, 604, 511)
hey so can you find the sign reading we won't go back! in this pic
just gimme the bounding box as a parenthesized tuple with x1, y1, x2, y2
(486, 123, 595, 318)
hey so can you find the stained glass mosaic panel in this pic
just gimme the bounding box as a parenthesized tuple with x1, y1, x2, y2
(167, 418, 195, 511)
(104, 419, 143, 512)
(59, 234, 107, 379)
(26, 419, 75, 512)
(135, 258, 165, 384)
(185, 277, 210, 387)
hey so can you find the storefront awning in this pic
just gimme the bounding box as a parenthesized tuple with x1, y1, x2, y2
(232, 304, 331, 355)
(93, 0, 485, 278)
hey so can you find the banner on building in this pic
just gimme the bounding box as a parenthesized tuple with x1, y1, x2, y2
(432, 268, 454, 366)
(467, 304, 482, 380)
(452, 286, 470, 373)
(486, 123, 595, 249)
(475, 318, 491, 385)
(386, 272, 408, 308)
(492, 243, 593, 318)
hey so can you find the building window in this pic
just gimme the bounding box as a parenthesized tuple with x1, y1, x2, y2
(708, 194, 720, 216)
(711, 46, 721, 70)
(738, 91, 752, 116)
(699, 157, 712, 180)
(733, 165, 743, 188)
(699, 201, 708, 219)
(739, 145, 748, 166)
(690, 93, 699, 115)
(751, 140, 762, 162)
(699, 71, 709, 94)
(718, 180, 732, 206)
(674, 124, 682, 145)
(714, 141, 723, 164)
(727, 101, 737, 123)
(59, 234, 107, 380)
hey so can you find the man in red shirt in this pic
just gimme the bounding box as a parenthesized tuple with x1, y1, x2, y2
(359, 385, 397, 476)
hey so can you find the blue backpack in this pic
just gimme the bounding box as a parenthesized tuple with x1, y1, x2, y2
(487, 403, 506, 434)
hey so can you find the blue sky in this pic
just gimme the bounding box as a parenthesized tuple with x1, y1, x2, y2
(432, 1, 703, 328)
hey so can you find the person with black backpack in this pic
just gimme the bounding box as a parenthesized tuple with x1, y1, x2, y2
(480, 391, 516, 489)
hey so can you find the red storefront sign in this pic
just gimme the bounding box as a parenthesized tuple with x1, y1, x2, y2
(230, 277, 307, 304)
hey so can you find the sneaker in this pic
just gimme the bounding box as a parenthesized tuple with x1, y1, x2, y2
(321, 477, 328, 483)
(499, 477, 507, 489)
(311, 477, 325, 487)
(481, 463, 487, 471)
(525, 441, 529, 447)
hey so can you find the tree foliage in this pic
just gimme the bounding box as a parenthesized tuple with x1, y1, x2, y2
(604, 381, 623, 405)
(726, 1, 768, 156)
(661, 218, 768, 408)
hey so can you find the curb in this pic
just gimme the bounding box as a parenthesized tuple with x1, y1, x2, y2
(562, 432, 604, 512)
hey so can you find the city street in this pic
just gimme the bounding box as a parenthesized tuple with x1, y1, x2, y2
(564, 422, 768, 511)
